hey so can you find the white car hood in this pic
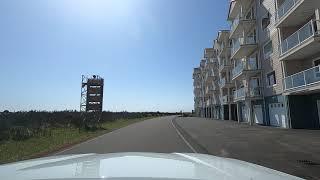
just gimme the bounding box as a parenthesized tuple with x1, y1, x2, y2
(0, 152, 303, 180)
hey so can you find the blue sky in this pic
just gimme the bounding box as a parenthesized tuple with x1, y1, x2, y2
(0, 0, 229, 112)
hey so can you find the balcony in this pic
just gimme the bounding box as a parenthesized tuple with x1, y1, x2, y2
(232, 57, 260, 80)
(205, 86, 213, 95)
(212, 96, 220, 105)
(279, 19, 320, 61)
(221, 95, 233, 105)
(234, 88, 246, 101)
(231, 36, 257, 59)
(234, 87, 263, 102)
(194, 85, 201, 89)
(206, 99, 211, 107)
(230, 14, 256, 39)
(283, 65, 320, 94)
(228, 0, 254, 21)
(218, 43, 231, 57)
(219, 77, 233, 89)
(275, 0, 320, 28)
(205, 69, 216, 82)
(204, 60, 216, 69)
(219, 59, 231, 72)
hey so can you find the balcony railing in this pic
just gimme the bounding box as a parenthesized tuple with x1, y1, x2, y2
(284, 65, 320, 90)
(234, 88, 245, 99)
(249, 87, 263, 97)
(231, 14, 241, 32)
(221, 95, 233, 104)
(219, 77, 231, 87)
(206, 99, 211, 106)
(219, 78, 226, 87)
(231, 13, 255, 33)
(280, 19, 318, 55)
(219, 59, 230, 70)
(205, 70, 215, 81)
(232, 63, 244, 78)
(234, 87, 262, 100)
(232, 57, 258, 78)
(276, 0, 301, 21)
(220, 43, 225, 51)
(231, 36, 256, 55)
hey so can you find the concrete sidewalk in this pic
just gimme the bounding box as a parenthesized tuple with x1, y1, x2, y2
(175, 117, 320, 180)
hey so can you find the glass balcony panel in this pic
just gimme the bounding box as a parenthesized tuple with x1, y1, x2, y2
(249, 87, 262, 97)
(247, 58, 258, 70)
(246, 36, 256, 44)
(284, 77, 293, 89)
(277, 0, 301, 20)
(286, 32, 299, 50)
(291, 71, 305, 87)
(231, 15, 240, 31)
(237, 88, 245, 98)
(232, 39, 240, 54)
(280, 20, 315, 55)
(304, 66, 320, 84)
(299, 22, 313, 42)
(232, 62, 244, 78)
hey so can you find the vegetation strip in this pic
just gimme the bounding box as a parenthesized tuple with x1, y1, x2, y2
(0, 116, 154, 164)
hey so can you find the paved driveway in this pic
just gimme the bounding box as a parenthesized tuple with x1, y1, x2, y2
(175, 117, 320, 180)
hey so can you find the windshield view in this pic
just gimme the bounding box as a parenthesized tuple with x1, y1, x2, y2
(0, 0, 320, 180)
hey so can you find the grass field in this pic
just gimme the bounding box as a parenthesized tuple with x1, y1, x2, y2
(0, 117, 153, 164)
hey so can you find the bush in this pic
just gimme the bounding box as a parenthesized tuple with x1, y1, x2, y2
(9, 126, 33, 141)
(0, 110, 176, 141)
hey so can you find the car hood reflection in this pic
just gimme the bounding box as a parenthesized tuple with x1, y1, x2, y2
(0, 152, 303, 180)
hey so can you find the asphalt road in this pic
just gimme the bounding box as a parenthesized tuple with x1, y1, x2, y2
(55, 116, 196, 155)
(176, 117, 320, 180)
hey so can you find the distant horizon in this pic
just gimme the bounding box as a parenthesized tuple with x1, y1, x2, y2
(0, 0, 229, 112)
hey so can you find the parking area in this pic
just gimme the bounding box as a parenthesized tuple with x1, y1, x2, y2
(175, 117, 320, 180)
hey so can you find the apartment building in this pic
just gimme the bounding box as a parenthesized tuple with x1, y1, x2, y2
(277, 0, 320, 128)
(193, 67, 202, 117)
(193, 0, 320, 129)
(193, 49, 220, 119)
(215, 32, 238, 121)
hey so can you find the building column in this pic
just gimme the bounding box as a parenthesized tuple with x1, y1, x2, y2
(237, 102, 241, 123)
(228, 104, 232, 121)
(206, 107, 208, 118)
(201, 108, 204, 118)
(315, 9, 320, 33)
(246, 100, 253, 125)
(228, 88, 232, 121)
(211, 106, 214, 119)
(205, 107, 207, 118)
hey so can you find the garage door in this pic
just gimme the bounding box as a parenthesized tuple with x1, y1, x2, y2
(269, 103, 287, 128)
(241, 105, 248, 122)
(253, 105, 263, 124)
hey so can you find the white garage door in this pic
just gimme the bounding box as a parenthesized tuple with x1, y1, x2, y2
(253, 105, 263, 124)
(269, 103, 287, 128)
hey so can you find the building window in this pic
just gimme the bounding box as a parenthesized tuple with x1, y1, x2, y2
(267, 71, 276, 86)
(263, 40, 273, 59)
(262, 12, 270, 30)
